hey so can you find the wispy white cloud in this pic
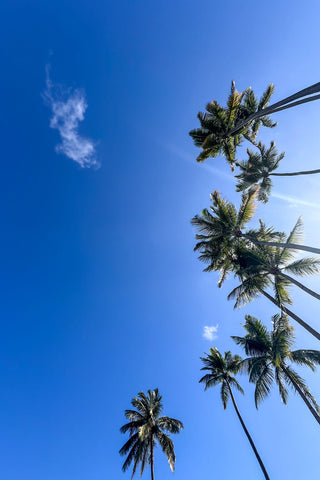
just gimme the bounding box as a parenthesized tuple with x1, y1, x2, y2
(43, 66, 98, 168)
(273, 191, 320, 210)
(203, 325, 218, 341)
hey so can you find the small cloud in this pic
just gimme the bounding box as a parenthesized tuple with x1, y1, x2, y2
(43, 66, 99, 168)
(203, 325, 218, 341)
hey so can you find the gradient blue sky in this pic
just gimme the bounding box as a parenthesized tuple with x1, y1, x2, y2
(1, 1, 320, 478)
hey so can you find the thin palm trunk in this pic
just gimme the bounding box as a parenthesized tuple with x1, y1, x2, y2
(261, 290, 320, 341)
(226, 380, 270, 480)
(270, 169, 320, 177)
(279, 272, 320, 301)
(229, 82, 320, 136)
(150, 439, 155, 480)
(244, 235, 320, 255)
(281, 365, 320, 425)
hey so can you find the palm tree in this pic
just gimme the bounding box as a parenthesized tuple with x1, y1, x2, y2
(230, 226, 320, 304)
(200, 348, 270, 480)
(232, 314, 320, 425)
(228, 81, 320, 137)
(226, 261, 320, 341)
(193, 203, 320, 340)
(189, 81, 276, 170)
(119, 389, 183, 480)
(226, 221, 320, 340)
(235, 142, 320, 202)
(191, 188, 320, 256)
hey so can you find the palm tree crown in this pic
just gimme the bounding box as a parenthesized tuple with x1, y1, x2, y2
(200, 348, 244, 407)
(232, 314, 320, 424)
(235, 142, 285, 202)
(192, 190, 320, 286)
(119, 389, 183, 479)
(235, 141, 320, 202)
(191, 187, 280, 285)
(229, 218, 320, 308)
(189, 81, 276, 170)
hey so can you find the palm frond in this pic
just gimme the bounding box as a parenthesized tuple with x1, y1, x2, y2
(284, 257, 320, 276)
(258, 83, 276, 110)
(283, 365, 320, 411)
(220, 381, 230, 409)
(290, 349, 320, 369)
(120, 420, 145, 435)
(237, 187, 259, 228)
(155, 431, 176, 472)
(254, 363, 274, 407)
(228, 377, 244, 395)
(285, 216, 304, 246)
(157, 417, 184, 434)
(124, 410, 144, 422)
(275, 367, 288, 404)
(119, 433, 140, 458)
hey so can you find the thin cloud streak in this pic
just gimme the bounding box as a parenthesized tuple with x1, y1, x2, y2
(164, 143, 320, 210)
(203, 325, 218, 341)
(163, 143, 234, 182)
(273, 191, 320, 210)
(43, 67, 99, 168)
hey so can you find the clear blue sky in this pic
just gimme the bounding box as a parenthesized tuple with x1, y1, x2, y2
(1, 0, 320, 478)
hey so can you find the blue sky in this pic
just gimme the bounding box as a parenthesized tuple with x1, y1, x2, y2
(1, 0, 320, 478)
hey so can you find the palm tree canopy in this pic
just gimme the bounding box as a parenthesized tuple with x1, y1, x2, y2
(189, 81, 276, 170)
(199, 348, 244, 408)
(191, 187, 282, 285)
(119, 389, 183, 478)
(232, 314, 320, 410)
(229, 217, 320, 307)
(235, 142, 285, 202)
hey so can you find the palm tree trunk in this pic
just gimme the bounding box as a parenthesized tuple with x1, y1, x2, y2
(281, 365, 320, 425)
(261, 290, 320, 341)
(228, 82, 320, 136)
(150, 440, 155, 480)
(279, 272, 320, 301)
(270, 169, 320, 177)
(245, 235, 320, 255)
(226, 380, 270, 480)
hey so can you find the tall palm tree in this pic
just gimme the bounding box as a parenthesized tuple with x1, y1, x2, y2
(232, 314, 320, 425)
(189, 81, 276, 170)
(192, 188, 320, 256)
(228, 81, 320, 137)
(226, 261, 320, 341)
(230, 226, 320, 304)
(200, 348, 270, 480)
(226, 221, 320, 340)
(119, 389, 183, 480)
(235, 142, 320, 202)
(193, 204, 320, 340)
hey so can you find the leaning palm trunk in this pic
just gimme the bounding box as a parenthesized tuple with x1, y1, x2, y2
(244, 235, 320, 256)
(261, 290, 320, 341)
(270, 168, 320, 177)
(229, 82, 320, 136)
(281, 365, 320, 425)
(226, 380, 270, 480)
(279, 272, 320, 301)
(150, 440, 155, 480)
